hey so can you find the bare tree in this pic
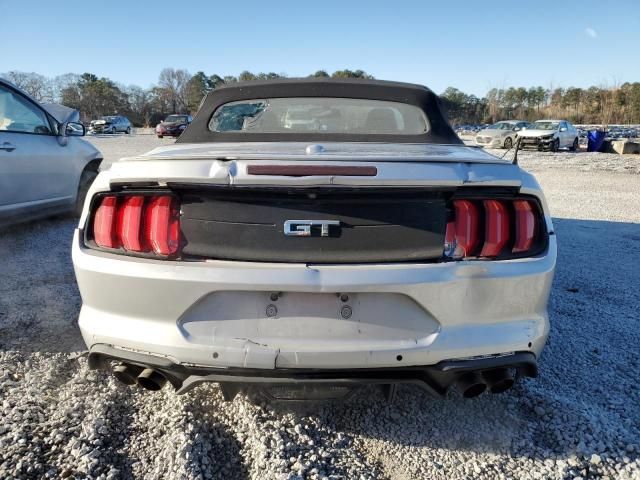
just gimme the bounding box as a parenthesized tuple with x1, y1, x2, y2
(1, 71, 53, 101)
(157, 68, 190, 113)
(126, 86, 154, 127)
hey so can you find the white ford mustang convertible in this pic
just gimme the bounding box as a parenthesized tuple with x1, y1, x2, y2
(72, 79, 556, 401)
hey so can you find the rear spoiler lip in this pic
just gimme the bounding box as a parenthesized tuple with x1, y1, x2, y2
(106, 159, 524, 190)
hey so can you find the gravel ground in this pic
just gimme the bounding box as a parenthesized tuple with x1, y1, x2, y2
(1, 136, 639, 479)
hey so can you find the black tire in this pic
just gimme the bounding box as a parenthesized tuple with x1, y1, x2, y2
(569, 138, 579, 151)
(75, 169, 98, 217)
(550, 138, 559, 152)
(126, 127, 131, 134)
(504, 137, 513, 149)
(157, 135, 163, 139)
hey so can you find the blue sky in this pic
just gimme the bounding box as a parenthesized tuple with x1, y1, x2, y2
(3, 0, 638, 96)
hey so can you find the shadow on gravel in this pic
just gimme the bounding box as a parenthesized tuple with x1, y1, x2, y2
(0, 217, 84, 353)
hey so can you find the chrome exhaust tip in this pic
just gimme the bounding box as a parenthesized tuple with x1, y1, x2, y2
(136, 368, 167, 391)
(112, 364, 143, 386)
(456, 372, 487, 398)
(483, 368, 515, 394)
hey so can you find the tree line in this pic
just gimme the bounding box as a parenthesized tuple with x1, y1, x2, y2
(441, 84, 640, 126)
(0, 68, 373, 127)
(3, 69, 639, 126)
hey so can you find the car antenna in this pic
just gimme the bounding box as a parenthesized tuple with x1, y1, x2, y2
(500, 136, 522, 164)
(512, 137, 522, 165)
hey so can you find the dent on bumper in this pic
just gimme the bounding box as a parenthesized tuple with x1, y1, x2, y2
(73, 230, 556, 370)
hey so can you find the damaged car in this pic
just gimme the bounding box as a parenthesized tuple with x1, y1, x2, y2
(0, 78, 103, 226)
(517, 120, 579, 151)
(90, 115, 132, 135)
(73, 79, 556, 402)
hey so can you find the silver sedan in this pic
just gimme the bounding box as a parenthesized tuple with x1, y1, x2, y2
(475, 120, 531, 149)
(0, 79, 103, 227)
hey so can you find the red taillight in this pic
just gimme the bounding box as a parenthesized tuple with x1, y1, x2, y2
(117, 196, 146, 252)
(480, 200, 510, 257)
(144, 196, 180, 256)
(445, 197, 541, 259)
(453, 200, 479, 256)
(91, 194, 180, 257)
(513, 200, 537, 253)
(93, 196, 119, 249)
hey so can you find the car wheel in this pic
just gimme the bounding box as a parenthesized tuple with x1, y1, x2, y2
(126, 127, 131, 134)
(569, 138, 579, 151)
(111, 127, 117, 134)
(157, 135, 163, 139)
(75, 169, 98, 217)
(503, 137, 513, 149)
(550, 138, 559, 152)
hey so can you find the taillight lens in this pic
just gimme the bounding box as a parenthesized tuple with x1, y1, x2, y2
(91, 194, 180, 257)
(480, 200, 510, 257)
(444, 200, 479, 258)
(513, 200, 537, 253)
(444, 198, 541, 260)
(93, 196, 119, 249)
(145, 196, 180, 256)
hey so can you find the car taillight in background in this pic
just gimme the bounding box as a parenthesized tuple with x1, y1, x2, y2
(444, 198, 543, 260)
(90, 194, 180, 257)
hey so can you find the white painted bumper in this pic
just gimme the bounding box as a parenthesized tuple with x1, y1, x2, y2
(72, 230, 556, 370)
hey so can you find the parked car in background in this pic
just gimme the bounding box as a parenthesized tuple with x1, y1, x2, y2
(74, 79, 555, 402)
(475, 120, 531, 149)
(455, 124, 483, 135)
(0, 79, 103, 226)
(155, 114, 192, 138)
(90, 115, 132, 135)
(517, 120, 579, 151)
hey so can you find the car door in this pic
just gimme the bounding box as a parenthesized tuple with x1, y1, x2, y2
(567, 122, 577, 144)
(0, 83, 76, 216)
(559, 121, 570, 147)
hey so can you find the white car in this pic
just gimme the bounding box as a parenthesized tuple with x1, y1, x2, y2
(0, 79, 103, 227)
(517, 120, 580, 151)
(475, 120, 531, 149)
(73, 79, 556, 402)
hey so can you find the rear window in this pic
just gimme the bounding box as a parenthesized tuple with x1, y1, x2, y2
(208, 97, 429, 135)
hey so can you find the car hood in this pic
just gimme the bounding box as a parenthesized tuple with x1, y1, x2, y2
(92, 120, 110, 125)
(41, 103, 79, 124)
(119, 142, 512, 164)
(160, 121, 185, 127)
(518, 129, 556, 137)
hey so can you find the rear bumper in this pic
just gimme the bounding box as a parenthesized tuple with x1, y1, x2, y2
(88, 344, 538, 397)
(73, 228, 556, 374)
(475, 137, 503, 148)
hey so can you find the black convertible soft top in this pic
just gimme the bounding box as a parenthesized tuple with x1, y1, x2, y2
(177, 78, 462, 145)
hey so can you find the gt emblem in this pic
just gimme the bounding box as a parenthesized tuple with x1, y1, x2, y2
(284, 220, 340, 237)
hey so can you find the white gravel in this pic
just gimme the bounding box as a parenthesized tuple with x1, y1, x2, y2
(1, 135, 639, 479)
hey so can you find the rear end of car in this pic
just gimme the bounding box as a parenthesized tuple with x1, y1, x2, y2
(72, 79, 556, 402)
(475, 133, 502, 148)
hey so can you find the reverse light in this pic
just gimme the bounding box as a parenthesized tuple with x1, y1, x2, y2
(91, 194, 180, 257)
